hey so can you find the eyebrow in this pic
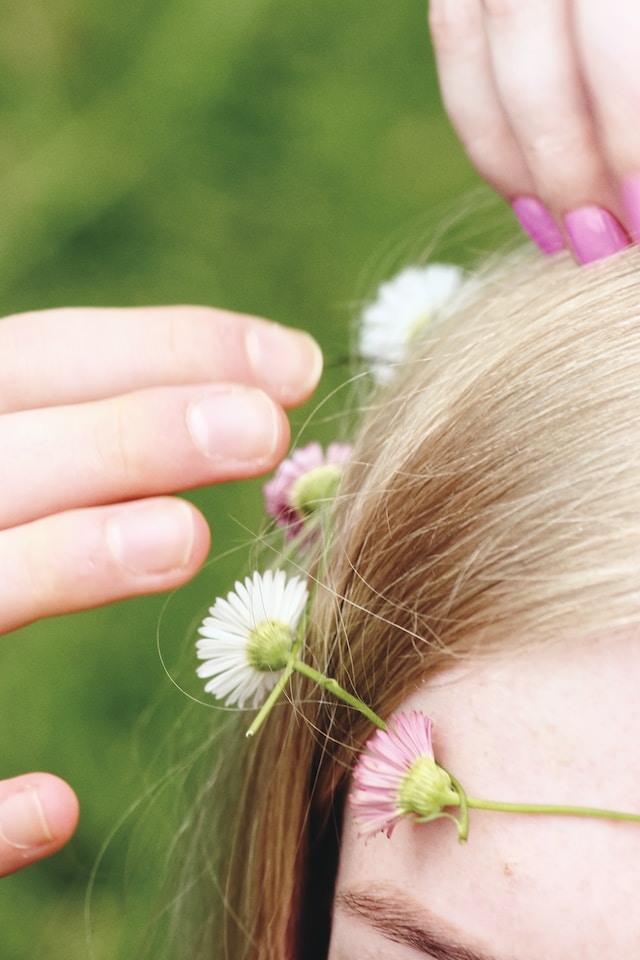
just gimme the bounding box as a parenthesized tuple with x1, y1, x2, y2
(334, 889, 502, 960)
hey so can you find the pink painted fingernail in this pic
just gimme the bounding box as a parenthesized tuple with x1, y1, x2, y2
(621, 173, 640, 244)
(563, 206, 630, 265)
(511, 196, 565, 255)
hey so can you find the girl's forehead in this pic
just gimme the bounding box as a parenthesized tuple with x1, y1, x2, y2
(333, 632, 640, 960)
(415, 631, 640, 792)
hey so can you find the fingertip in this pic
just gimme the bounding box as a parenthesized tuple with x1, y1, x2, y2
(511, 196, 566, 255)
(0, 773, 79, 876)
(185, 502, 212, 572)
(159, 499, 212, 586)
(622, 174, 640, 245)
(105, 497, 210, 579)
(33, 773, 80, 846)
(246, 323, 323, 407)
(563, 206, 631, 265)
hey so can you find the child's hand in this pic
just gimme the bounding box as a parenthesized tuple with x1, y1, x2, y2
(0, 303, 322, 876)
(430, 0, 640, 263)
(0, 304, 321, 634)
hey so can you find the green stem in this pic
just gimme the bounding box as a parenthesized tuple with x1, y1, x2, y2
(292, 660, 386, 730)
(465, 797, 640, 823)
(440, 776, 640, 843)
(245, 663, 295, 738)
(447, 771, 469, 842)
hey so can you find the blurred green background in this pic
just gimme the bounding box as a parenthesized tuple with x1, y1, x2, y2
(0, 1, 514, 957)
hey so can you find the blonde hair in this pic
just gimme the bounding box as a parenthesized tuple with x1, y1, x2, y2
(218, 248, 640, 958)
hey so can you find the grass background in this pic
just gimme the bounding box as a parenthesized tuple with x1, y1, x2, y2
(0, 1, 515, 956)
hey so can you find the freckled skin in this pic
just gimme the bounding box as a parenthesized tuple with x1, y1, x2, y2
(330, 633, 640, 960)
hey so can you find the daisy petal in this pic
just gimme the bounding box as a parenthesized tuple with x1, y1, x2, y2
(359, 264, 465, 385)
(351, 711, 458, 839)
(263, 442, 352, 538)
(195, 570, 309, 709)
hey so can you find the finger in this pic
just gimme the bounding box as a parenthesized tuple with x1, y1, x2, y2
(430, 0, 535, 198)
(430, 0, 567, 255)
(1, 384, 290, 528)
(575, 0, 640, 243)
(0, 498, 209, 633)
(0, 305, 322, 414)
(0, 774, 79, 877)
(482, 0, 630, 263)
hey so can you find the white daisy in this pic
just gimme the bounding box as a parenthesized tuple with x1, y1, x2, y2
(196, 570, 309, 709)
(359, 263, 465, 384)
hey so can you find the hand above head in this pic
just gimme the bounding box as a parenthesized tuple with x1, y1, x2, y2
(0, 302, 322, 877)
(429, 0, 640, 264)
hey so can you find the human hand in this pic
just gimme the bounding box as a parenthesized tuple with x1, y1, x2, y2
(0, 303, 321, 876)
(429, 0, 640, 264)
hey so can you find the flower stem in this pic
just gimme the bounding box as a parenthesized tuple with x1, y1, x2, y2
(245, 664, 295, 738)
(292, 660, 386, 730)
(447, 772, 469, 842)
(440, 775, 640, 843)
(246, 636, 304, 738)
(465, 797, 640, 823)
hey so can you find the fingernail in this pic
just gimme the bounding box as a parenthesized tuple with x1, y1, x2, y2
(106, 498, 195, 574)
(511, 196, 565, 254)
(0, 788, 52, 850)
(563, 206, 630, 265)
(621, 173, 640, 244)
(187, 387, 281, 462)
(246, 323, 323, 404)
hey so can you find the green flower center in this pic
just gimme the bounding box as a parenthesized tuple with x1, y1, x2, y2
(397, 755, 460, 819)
(406, 310, 432, 343)
(246, 620, 293, 672)
(290, 463, 343, 518)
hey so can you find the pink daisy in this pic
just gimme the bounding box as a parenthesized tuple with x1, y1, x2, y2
(263, 441, 352, 539)
(351, 711, 460, 838)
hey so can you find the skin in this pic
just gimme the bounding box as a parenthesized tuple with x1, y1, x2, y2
(430, 0, 640, 229)
(330, 631, 640, 959)
(0, 303, 322, 878)
(4, 0, 638, 900)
